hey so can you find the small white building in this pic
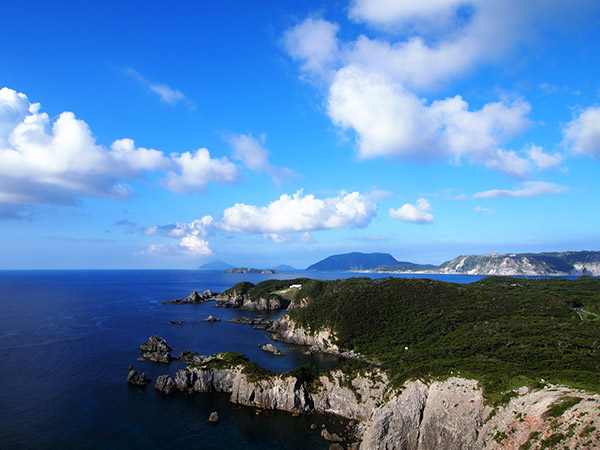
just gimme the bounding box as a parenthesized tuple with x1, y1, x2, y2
(289, 284, 302, 289)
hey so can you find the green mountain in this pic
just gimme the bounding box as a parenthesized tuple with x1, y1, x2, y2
(306, 252, 427, 271)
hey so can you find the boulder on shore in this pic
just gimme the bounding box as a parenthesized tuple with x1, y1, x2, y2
(321, 429, 344, 442)
(140, 336, 172, 363)
(127, 365, 150, 385)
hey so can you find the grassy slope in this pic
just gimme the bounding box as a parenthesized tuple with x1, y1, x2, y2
(285, 276, 600, 401)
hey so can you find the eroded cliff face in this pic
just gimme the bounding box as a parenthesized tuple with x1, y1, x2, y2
(161, 364, 387, 421)
(215, 291, 288, 310)
(156, 362, 600, 450)
(269, 316, 339, 352)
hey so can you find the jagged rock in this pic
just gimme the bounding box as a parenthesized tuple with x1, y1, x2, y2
(127, 365, 150, 385)
(178, 350, 208, 364)
(321, 429, 344, 442)
(208, 411, 219, 423)
(228, 316, 273, 329)
(155, 375, 176, 394)
(162, 290, 215, 304)
(261, 343, 285, 356)
(204, 315, 221, 322)
(139, 336, 172, 363)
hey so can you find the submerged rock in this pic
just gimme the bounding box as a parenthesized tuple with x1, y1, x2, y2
(139, 336, 172, 363)
(321, 429, 344, 442)
(168, 320, 184, 325)
(127, 365, 150, 385)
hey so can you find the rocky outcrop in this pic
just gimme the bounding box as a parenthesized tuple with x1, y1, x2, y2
(260, 343, 285, 356)
(178, 350, 208, 364)
(269, 317, 380, 366)
(204, 315, 221, 322)
(229, 317, 273, 329)
(162, 290, 216, 304)
(127, 365, 150, 385)
(155, 374, 176, 393)
(155, 362, 387, 421)
(269, 316, 339, 352)
(215, 294, 289, 310)
(224, 268, 277, 274)
(139, 336, 172, 363)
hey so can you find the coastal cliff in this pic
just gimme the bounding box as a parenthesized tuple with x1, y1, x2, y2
(154, 358, 600, 449)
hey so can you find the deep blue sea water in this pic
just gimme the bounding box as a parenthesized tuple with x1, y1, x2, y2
(0, 270, 490, 449)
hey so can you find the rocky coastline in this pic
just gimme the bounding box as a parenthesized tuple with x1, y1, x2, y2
(132, 279, 600, 449)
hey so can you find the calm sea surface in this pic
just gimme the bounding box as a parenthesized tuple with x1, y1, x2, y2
(0, 270, 490, 449)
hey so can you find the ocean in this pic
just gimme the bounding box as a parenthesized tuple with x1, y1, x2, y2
(0, 270, 486, 449)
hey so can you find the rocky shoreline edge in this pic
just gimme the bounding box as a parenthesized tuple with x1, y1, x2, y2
(128, 321, 600, 450)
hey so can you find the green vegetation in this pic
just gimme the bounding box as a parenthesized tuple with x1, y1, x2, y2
(224, 278, 328, 307)
(242, 362, 276, 382)
(285, 276, 600, 402)
(544, 396, 583, 418)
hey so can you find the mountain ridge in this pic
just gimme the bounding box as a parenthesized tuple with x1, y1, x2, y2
(306, 251, 600, 276)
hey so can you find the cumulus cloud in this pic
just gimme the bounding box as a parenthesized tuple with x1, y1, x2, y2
(216, 189, 377, 234)
(0, 87, 239, 211)
(562, 106, 600, 158)
(389, 198, 433, 224)
(138, 217, 214, 257)
(226, 133, 295, 185)
(283, 18, 340, 82)
(285, 2, 600, 174)
(527, 144, 564, 170)
(327, 66, 531, 175)
(163, 148, 238, 194)
(473, 181, 568, 199)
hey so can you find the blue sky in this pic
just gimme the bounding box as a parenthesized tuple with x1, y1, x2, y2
(1, 0, 600, 269)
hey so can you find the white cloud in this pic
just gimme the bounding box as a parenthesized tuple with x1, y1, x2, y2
(216, 189, 377, 234)
(226, 133, 295, 185)
(163, 148, 238, 194)
(474, 206, 495, 216)
(139, 217, 214, 257)
(473, 181, 568, 199)
(562, 106, 600, 158)
(125, 68, 192, 107)
(389, 198, 433, 224)
(0, 87, 239, 210)
(327, 66, 531, 175)
(283, 18, 340, 81)
(285, 2, 600, 174)
(527, 144, 564, 170)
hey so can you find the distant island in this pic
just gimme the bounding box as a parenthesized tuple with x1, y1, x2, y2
(306, 250, 600, 276)
(223, 267, 277, 274)
(198, 260, 234, 271)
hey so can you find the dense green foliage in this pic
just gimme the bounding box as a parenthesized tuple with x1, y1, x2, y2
(286, 276, 600, 401)
(223, 278, 327, 306)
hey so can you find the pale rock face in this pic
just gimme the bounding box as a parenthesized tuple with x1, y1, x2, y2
(270, 316, 339, 352)
(360, 378, 486, 450)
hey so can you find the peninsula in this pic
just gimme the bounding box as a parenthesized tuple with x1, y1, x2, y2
(151, 276, 600, 449)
